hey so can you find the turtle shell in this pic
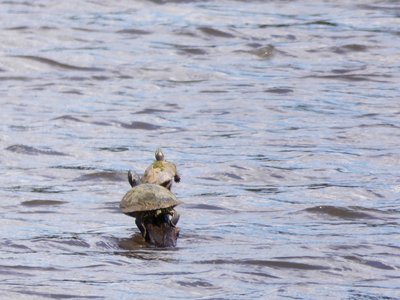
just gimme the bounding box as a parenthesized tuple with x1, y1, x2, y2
(141, 160, 178, 186)
(120, 183, 181, 216)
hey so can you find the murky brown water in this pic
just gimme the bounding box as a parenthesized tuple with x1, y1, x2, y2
(1, 0, 400, 299)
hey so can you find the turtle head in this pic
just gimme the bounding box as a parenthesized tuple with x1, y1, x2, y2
(155, 148, 164, 161)
(128, 170, 141, 187)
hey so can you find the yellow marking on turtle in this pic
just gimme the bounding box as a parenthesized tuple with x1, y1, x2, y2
(152, 160, 165, 171)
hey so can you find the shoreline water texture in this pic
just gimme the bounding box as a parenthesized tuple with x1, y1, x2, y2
(0, 1, 399, 299)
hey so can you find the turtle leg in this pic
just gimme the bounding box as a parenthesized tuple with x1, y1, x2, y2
(174, 174, 181, 183)
(128, 170, 141, 187)
(141, 214, 159, 242)
(142, 223, 149, 242)
(161, 180, 172, 190)
(169, 210, 180, 227)
(135, 215, 146, 237)
(159, 210, 180, 227)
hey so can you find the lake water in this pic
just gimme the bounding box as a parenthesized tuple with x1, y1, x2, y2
(0, 0, 399, 299)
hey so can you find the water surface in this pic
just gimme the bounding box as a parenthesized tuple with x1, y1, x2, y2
(0, 0, 399, 299)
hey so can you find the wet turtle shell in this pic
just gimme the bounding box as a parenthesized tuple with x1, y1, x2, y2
(120, 183, 181, 217)
(142, 160, 178, 185)
(141, 148, 180, 189)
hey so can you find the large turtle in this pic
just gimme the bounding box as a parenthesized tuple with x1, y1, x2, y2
(120, 176, 181, 247)
(128, 148, 180, 190)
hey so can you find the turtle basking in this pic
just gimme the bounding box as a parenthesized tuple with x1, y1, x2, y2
(120, 181, 181, 247)
(139, 148, 181, 190)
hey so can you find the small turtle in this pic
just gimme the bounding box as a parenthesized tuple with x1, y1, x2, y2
(120, 182, 181, 247)
(140, 148, 181, 190)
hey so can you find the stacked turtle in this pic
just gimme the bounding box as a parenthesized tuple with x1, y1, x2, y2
(120, 149, 182, 247)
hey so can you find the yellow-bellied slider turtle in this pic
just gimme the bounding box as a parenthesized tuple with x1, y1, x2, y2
(139, 148, 180, 190)
(120, 182, 181, 247)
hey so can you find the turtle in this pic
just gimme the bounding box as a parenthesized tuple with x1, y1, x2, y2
(137, 148, 180, 190)
(120, 181, 181, 247)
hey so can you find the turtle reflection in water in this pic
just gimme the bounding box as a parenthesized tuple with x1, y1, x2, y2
(128, 148, 180, 191)
(120, 177, 181, 247)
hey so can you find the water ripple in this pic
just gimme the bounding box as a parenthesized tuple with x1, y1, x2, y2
(0, 0, 399, 298)
(21, 200, 68, 207)
(13, 55, 105, 72)
(196, 259, 330, 270)
(6, 145, 68, 156)
(304, 206, 381, 220)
